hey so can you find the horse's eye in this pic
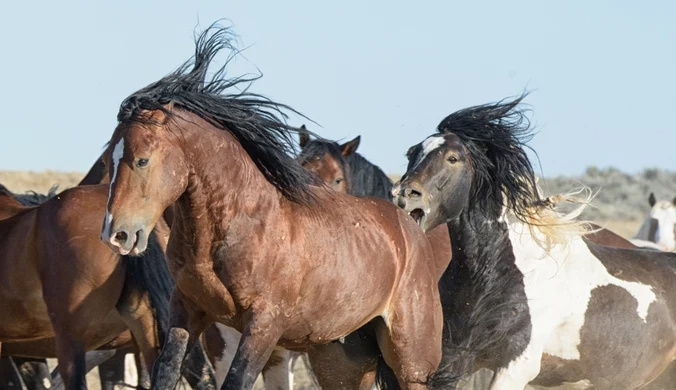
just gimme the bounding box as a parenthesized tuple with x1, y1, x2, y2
(137, 158, 149, 168)
(447, 156, 458, 164)
(335, 178, 343, 184)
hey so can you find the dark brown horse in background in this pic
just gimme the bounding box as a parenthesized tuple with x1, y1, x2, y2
(100, 25, 448, 390)
(0, 183, 214, 389)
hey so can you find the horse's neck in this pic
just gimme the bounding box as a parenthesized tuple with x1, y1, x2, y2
(172, 129, 282, 251)
(443, 210, 531, 367)
(346, 153, 393, 200)
(447, 211, 519, 287)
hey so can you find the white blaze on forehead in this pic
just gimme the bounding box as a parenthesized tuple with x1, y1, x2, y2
(102, 138, 124, 238)
(421, 135, 445, 158)
(412, 135, 445, 170)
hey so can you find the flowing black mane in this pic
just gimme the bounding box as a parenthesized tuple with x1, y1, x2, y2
(0, 184, 58, 206)
(298, 139, 394, 200)
(116, 24, 320, 204)
(437, 92, 541, 223)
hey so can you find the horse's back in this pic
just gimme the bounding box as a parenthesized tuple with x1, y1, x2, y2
(535, 240, 676, 388)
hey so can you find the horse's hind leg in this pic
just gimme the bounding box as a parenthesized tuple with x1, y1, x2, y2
(117, 295, 158, 390)
(375, 285, 443, 390)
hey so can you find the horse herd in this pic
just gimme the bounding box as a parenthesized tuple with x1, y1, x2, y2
(2, 24, 676, 390)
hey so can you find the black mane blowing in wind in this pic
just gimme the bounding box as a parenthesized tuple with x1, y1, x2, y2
(436, 92, 542, 223)
(116, 23, 320, 204)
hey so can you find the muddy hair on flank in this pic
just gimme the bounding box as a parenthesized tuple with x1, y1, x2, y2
(116, 22, 321, 204)
(436, 92, 542, 224)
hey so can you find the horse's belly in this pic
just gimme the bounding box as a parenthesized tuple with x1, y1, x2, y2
(0, 299, 53, 341)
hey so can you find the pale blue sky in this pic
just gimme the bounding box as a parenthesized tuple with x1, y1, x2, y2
(0, 1, 673, 177)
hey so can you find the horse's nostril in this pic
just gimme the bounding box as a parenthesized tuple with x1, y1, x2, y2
(114, 231, 128, 243)
(405, 188, 423, 198)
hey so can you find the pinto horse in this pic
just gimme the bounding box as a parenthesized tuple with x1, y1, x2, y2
(631, 192, 676, 251)
(99, 25, 447, 390)
(0, 183, 214, 389)
(391, 93, 676, 389)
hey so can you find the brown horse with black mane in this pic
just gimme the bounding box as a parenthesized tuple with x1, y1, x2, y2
(99, 25, 448, 390)
(0, 183, 214, 390)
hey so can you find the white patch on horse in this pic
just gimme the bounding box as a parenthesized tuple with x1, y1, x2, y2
(633, 199, 676, 252)
(102, 138, 124, 239)
(506, 221, 656, 364)
(412, 135, 445, 170)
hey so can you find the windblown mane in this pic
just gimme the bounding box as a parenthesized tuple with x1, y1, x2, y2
(116, 23, 320, 204)
(0, 184, 58, 206)
(515, 185, 597, 250)
(298, 139, 394, 200)
(437, 92, 540, 224)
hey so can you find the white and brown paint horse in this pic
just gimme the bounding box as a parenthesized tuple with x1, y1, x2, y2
(631, 193, 676, 252)
(389, 94, 676, 389)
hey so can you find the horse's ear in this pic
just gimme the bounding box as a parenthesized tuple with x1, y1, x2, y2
(299, 125, 310, 148)
(340, 136, 361, 156)
(649, 192, 656, 207)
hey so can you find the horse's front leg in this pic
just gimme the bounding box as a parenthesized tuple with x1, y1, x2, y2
(151, 288, 212, 390)
(222, 306, 285, 390)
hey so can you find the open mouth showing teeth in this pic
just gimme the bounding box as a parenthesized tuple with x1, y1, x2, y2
(410, 208, 425, 228)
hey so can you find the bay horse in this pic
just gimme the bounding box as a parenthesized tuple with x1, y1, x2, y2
(630, 192, 676, 251)
(0, 183, 214, 389)
(76, 140, 303, 390)
(292, 130, 453, 388)
(391, 93, 676, 389)
(99, 25, 448, 390)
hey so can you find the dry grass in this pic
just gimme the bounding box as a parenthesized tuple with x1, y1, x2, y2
(0, 170, 84, 194)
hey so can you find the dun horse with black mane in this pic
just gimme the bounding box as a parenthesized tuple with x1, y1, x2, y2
(391, 93, 676, 389)
(99, 25, 449, 390)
